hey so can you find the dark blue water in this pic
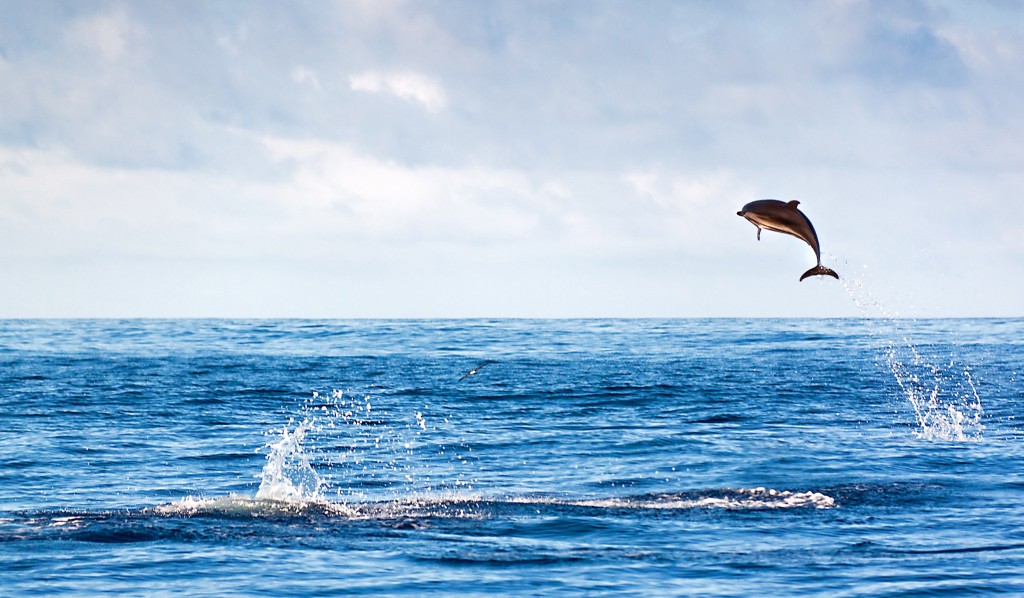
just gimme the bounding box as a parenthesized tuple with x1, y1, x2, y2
(1, 318, 1022, 595)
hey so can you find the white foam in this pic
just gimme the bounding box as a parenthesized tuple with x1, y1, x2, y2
(583, 490, 834, 510)
(511, 487, 835, 510)
(48, 515, 87, 529)
(150, 493, 357, 518)
(150, 487, 835, 521)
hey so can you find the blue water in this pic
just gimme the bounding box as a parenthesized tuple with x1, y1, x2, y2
(1, 317, 1022, 595)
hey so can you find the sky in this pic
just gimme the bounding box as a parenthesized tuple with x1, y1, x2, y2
(1, 0, 1022, 318)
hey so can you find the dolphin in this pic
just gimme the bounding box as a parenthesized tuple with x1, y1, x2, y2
(737, 199, 839, 281)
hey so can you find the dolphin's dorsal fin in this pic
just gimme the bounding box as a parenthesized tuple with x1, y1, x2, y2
(786, 200, 800, 209)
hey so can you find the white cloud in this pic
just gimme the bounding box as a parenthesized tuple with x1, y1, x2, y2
(257, 135, 555, 247)
(0, 145, 272, 260)
(217, 23, 249, 56)
(291, 66, 322, 92)
(0, 134, 749, 269)
(0, 139, 545, 261)
(349, 70, 448, 112)
(67, 9, 141, 61)
(625, 169, 735, 210)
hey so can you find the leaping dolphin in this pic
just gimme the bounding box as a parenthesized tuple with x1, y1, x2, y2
(737, 199, 839, 281)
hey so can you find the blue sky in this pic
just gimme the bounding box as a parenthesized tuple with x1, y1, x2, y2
(1, 0, 1022, 317)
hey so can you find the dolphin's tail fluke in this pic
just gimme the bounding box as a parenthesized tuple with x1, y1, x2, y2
(799, 264, 839, 281)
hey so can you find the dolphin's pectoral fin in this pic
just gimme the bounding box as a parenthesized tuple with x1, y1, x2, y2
(799, 264, 840, 281)
(756, 227, 762, 241)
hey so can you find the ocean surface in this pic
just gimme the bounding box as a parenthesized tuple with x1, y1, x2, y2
(1, 315, 1022, 595)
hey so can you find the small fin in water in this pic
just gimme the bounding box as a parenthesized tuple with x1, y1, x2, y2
(799, 264, 839, 281)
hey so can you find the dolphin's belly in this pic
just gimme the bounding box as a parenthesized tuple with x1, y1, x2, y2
(745, 213, 796, 235)
(743, 212, 818, 253)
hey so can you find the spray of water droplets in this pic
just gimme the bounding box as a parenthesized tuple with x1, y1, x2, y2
(255, 416, 326, 503)
(255, 389, 479, 507)
(837, 260, 984, 441)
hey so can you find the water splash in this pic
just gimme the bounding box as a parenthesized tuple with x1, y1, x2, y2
(252, 389, 478, 509)
(838, 262, 984, 441)
(255, 416, 326, 503)
(883, 345, 984, 441)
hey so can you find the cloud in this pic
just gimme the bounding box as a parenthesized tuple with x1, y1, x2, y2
(0, 131, 749, 268)
(291, 66, 322, 92)
(0, 145, 272, 260)
(67, 8, 141, 61)
(856, 21, 968, 88)
(3, 1, 1024, 316)
(348, 70, 448, 112)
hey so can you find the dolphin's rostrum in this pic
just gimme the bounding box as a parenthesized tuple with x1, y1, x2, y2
(737, 199, 839, 281)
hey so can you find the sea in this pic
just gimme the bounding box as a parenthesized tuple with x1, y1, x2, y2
(1, 311, 1022, 594)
